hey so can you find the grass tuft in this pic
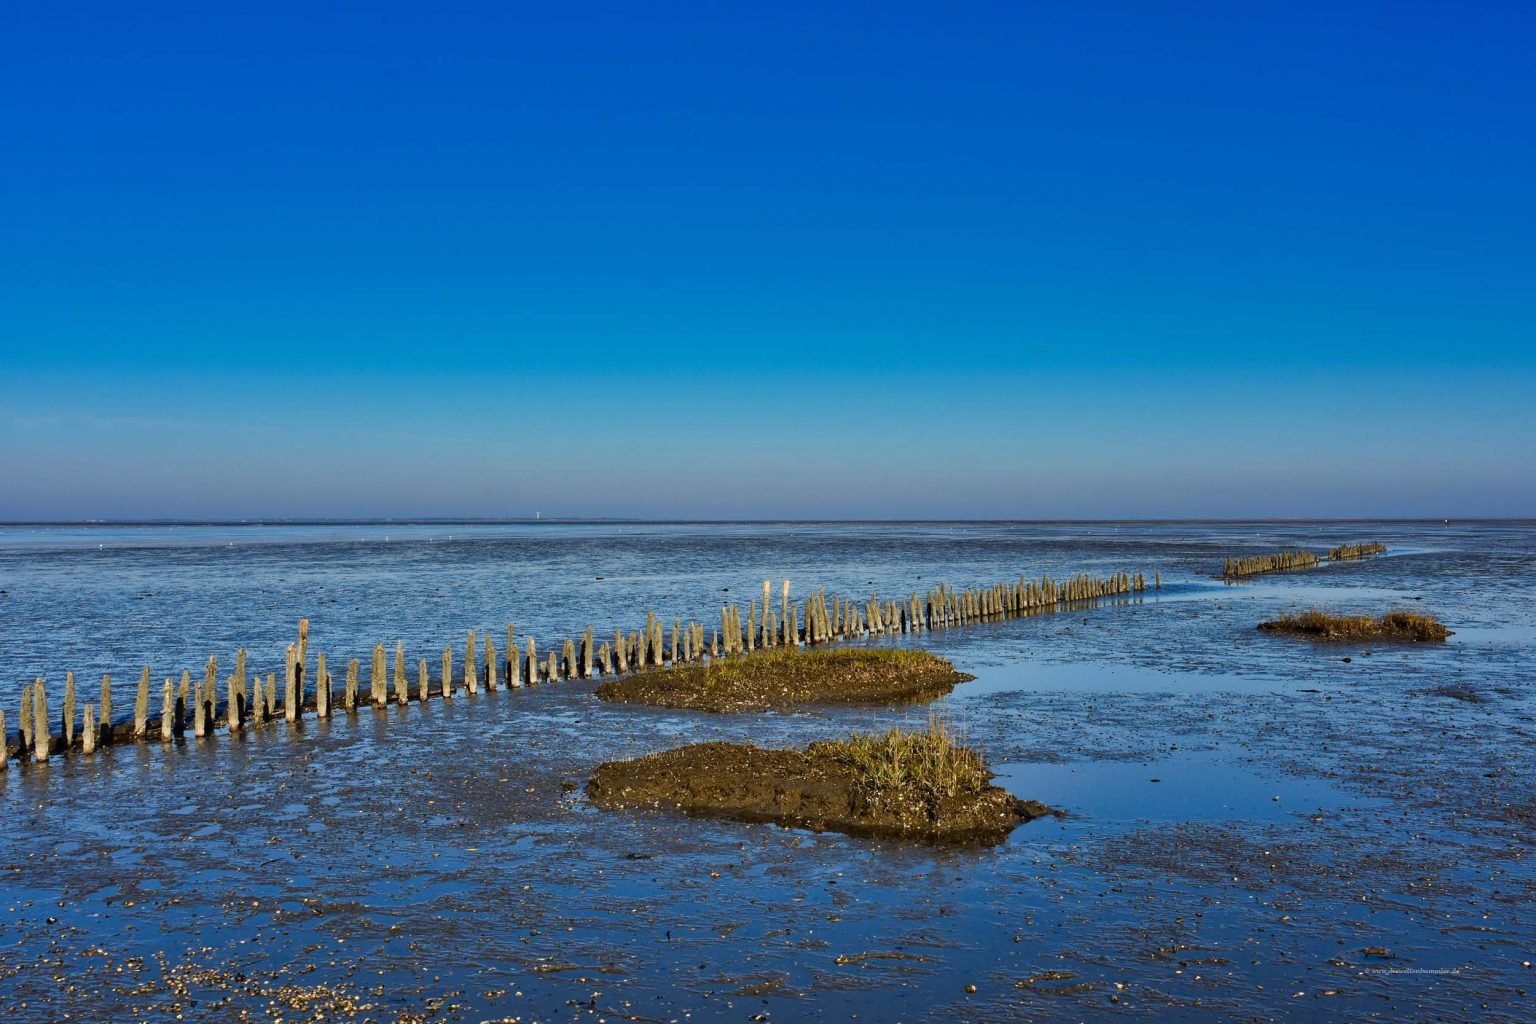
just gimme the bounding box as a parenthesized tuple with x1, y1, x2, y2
(811, 720, 990, 808)
(1258, 608, 1451, 642)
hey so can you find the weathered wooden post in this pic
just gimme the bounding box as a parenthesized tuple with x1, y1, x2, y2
(62, 672, 77, 747)
(0, 709, 6, 769)
(134, 668, 151, 740)
(599, 642, 613, 675)
(394, 642, 408, 704)
(204, 656, 218, 722)
(285, 644, 299, 722)
(613, 629, 627, 673)
(19, 686, 33, 758)
(525, 637, 537, 685)
(441, 646, 453, 699)
(546, 651, 559, 682)
(316, 653, 330, 718)
(762, 580, 772, 647)
(486, 634, 499, 691)
(417, 659, 429, 702)
(160, 679, 174, 742)
(265, 674, 277, 721)
(344, 659, 359, 711)
(194, 681, 207, 737)
(563, 638, 577, 679)
(224, 668, 239, 732)
(99, 674, 113, 744)
(33, 680, 50, 761)
(466, 632, 479, 694)
(506, 625, 517, 687)
(582, 626, 594, 678)
(746, 602, 756, 652)
(371, 644, 386, 706)
(80, 705, 95, 755)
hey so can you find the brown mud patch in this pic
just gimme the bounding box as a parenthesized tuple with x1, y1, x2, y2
(587, 733, 1053, 843)
(1258, 609, 1451, 643)
(594, 647, 973, 713)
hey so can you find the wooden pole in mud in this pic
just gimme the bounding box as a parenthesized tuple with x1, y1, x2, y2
(344, 659, 359, 711)
(466, 632, 479, 694)
(582, 626, 594, 678)
(265, 674, 276, 722)
(417, 658, 429, 701)
(525, 637, 537, 685)
(63, 673, 76, 746)
(599, 642, 613, 675)
(134, 669, 150, 739)
(99, 675, 112, 743)
(762, 580, 772, 648)
(193, 681, 207, 738)
(563, 638, 577, 680)
(613, 629, 626, 673)
(33, 681, 49, 761)
(0, 710, 6, 769)
(485, 634, 498, 691)
(316, 653, 330, 718)
(80, 705, 95, 755)
(160, 679, 174, 742)
(371, 644, 386, 706)
(442, 646, 453, 699)
(394, 642, 408, 704)
(19, 686, 33, 758)
(225, 668, 239, 732)
(284, 645, 299, 722)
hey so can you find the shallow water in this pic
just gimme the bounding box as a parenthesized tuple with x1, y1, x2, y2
(1, 520, 1533, 1022)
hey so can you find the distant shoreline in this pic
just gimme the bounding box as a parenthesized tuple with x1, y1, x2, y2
(0, 517, 1528, 528)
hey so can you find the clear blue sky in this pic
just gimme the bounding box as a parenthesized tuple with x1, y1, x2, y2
(2, 1, 1532, 519)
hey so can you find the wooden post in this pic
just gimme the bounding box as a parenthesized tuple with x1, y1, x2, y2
(599, 642, 613, 675)
(525, 637, 537, 685)
(134, 668, 151, 739)
(466, 632, 479, 694)
(235, 648, 247, 717)
(316, 653, 330, 718)
(506, 625, 517, 687)
(747, 602, 756, 652)
(486, 634, 499, 691)
(223, 668, 238, 732)
(80, 705, 95, 755)
(442, 646, 454, 698)
(265, 674, 277, 721)
(33, 680, 50, 761)
(394, 642, 408, 704)
(194, 681, 207, 737)
(19, 685, 33, 758)
(563, 638, 577, 680)
(161, 679, 174, 743)
(546, 651, 558, 682)
(762, 580, 772, 647)
(0, 709, 6, 769)
(345, 659, 359, 711)
(63, 672, 77, 746)
(614, 629, 627, 673)
(418, 659, 429, 701)
(204, 656, 218, 723)
(100, 674, 112, 743)
(285, 644, 299, 722)
(582, 626, 594, 678)
(371, 644, 386, 706)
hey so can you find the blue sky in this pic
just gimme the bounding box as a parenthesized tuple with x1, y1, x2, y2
(2, 1, 1532, 519)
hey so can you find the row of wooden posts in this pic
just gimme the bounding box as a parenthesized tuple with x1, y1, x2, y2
(1223, 541, 1389, 579)
(3, 568, 1155, 767)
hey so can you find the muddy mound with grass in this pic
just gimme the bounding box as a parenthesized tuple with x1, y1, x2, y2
(1258, 609, 1451, 642)
(587, 727, 1054, 842)
(595, 647, 973, 712)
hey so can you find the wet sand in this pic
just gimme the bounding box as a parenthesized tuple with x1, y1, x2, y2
(1, 521, 1533, 1021)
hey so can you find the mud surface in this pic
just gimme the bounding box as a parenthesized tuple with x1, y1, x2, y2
(1, 520, 1534, 1022)
(595, 647, 973, 712)
(588, 739, 1050, 842)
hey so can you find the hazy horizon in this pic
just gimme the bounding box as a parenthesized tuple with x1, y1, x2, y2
(4, 3, 1533, 520)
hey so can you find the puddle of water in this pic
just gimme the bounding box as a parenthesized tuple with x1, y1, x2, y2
(995, 749, 1383, 827)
